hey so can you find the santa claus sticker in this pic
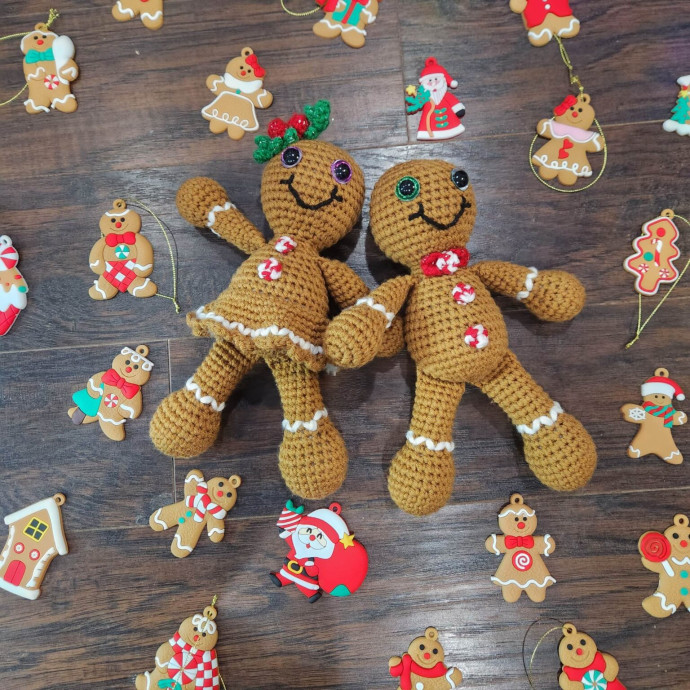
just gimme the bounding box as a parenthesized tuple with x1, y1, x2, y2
(270, 500, 368, 603)
(405, 57, 466, 141)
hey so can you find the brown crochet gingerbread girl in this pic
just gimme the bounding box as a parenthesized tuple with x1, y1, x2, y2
(150, 102, 400, 499)
(324, 159, 597, 515)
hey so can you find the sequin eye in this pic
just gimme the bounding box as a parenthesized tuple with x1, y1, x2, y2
(396, 176, 420, 201)
(281, 147, 302, 168)
(451, 168, 469, 191)
(331, 160, 352, 184)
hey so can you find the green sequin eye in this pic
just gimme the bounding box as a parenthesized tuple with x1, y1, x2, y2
(396, 176, 420, 201)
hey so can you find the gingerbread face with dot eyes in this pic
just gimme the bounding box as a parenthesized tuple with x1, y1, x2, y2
(206, 476, 241, 513)
(664, 514, 690, 558)
(497, 500, 537, 537)
(559, 625, 597, 669)
(178, 609, 219, 652)
(98, 203, 142, 236)
(407, 627, 445, 668)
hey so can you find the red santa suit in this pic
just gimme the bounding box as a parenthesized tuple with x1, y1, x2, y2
(415, 57, 465, 141)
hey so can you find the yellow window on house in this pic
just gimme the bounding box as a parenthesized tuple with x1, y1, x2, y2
(23, 518, 49, 542)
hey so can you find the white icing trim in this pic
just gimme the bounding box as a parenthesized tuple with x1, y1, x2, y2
(406, 430, 455, 452)
(50, 93, 75, 108)
(491, 576, 556, 589)
(498, 507, 535, 519)
(185, 472, 204, 484)
(208, 528, 225, 537)
(141, 11, 163, 21)
(671, 556, 690, 566)
(114, 1, 135, 17)
(528, 26, 552, 42)
(556, 18, 580, 36)
(131, 278, 151, 295)
(278, 567, 320, 589)
(185, 377, 226, 412)
(207, 202, 236, 237)
(665, 450, 682, 461)
(92, 280, 108, 299)
(532, 153, 593, 177)
(194, 307, 324, 355)
(4, 497, 68, 555)
(152, 509, 169, 530)
(256, 89, 270, 107)
(88, 378, 103, 396)
(173, 534, 193, 553)
(0, 525, 14, 571)
(283, 408, 328, 432)
(516, 267, 539, 301)
(662, 560, 675, 577)
(20, 31, 57, 53)
(543, 534, 554, 556)
(143, 670, 152, 690)
(132, 263, 152, 271)
(516, 402, 563, 436)
(0, 578, 40, 600)
(120, 347, 153, 370)
(89, 260, 101, 268)
(26, 547, 56, 588)
(97, 412, 125, 425)
(355, 296, 394, 328)
(489, 534, 500, 555)
(120, 403, 135, 419)
(653, 591, 677, 613)
(628, 445, 641, 458)
(105, 209, 131, 217)
(24, 99, 50, 113)
(446, 668, 459, 689)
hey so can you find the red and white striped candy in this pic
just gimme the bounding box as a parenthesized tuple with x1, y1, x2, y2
(464, 324, 489, 349)
(452, 282, 475, 305)
(258, 258, 282, 281)
(104, 393, 119, 408)
(436, 250, 461, 274)
(512, 550, 533, 572)
(0, 241, 19, 270)
(274, 236, 297, 255)
(168, 650, 199, 685)
(44, 74, 60, 90)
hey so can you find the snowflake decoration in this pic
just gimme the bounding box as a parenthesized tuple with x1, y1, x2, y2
(628, 407, 646, 421)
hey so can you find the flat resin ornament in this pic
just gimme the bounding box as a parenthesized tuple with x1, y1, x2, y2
(270, 500, 368, 603)
(389, 627, 463, 690)
(406, 57, 465, 141)
(149, 470, 241, 558)
(201, 47, 273, 140)
(0, 493, 68, 600)
(69, 345, 153, 441)
(312, 0, 381, 49)
(136, 599, 221, 690)
(621, 368, 686, 464)
(0, 236, 28, 336)
(663, 75, 690, 136)
(639, 513, 690, 618)
(485, 493, 555, 602)
(509, 0, 580, 47)
(113, 0, 164, 30)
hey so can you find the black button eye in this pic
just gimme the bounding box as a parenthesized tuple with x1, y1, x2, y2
(226, 492, 233, 497)
(396, 176, 420, 201)
(331, 160, 353, 184)
(515, 517, 519, 522)
(133, 365, 139, 370)
(202, 633, 206, 637)
(567, 644, 573, 650)
(218, 482, 224, 487)
(673, 533, 679, 539)
(193, 627, 197, 632)
(432, 648, 438, 654)
(580, 639, 586, 646)
(111, 218, 116, 223)
(281, 146, 302, 168)
(451, 168, 469, 191)
(121, 217, 125, 222)
(125, 360, 130, 365)
(419, 644, 425, 650)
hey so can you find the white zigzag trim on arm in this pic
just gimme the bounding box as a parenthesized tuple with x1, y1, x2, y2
(208, 527, 225, 537)
(185, 472, 204, 484)
(97, 412, 125, 425)
(115, 0, 135, 17)
(516, 402, 563, 436)
(516, 267, 539, 301)
(654, 591, 677, 613)
(152, 509, 170, 530)
(490, 534, 500, 555)
(186, 377, 226, 412)
(406, 430, 455, 452)
(628, 445, 641, 458)
(141, 10, 163, 21)
(543, 534, 554, 556)
(195, 307, 324, 355)
(88, 378, 103, 395)
(355, 296, 395, 328)
(206, 202, 236, 237)
(283, 408, 328, 432)
(491, 575, 556, 589)
(120, 403, 135, 419)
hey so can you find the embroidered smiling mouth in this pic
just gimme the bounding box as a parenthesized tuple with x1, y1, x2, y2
(281, 174, 343, 210)
(408, 196, 471, 230)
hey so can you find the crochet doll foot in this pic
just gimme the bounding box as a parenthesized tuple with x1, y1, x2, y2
(521, 411, 597, 491)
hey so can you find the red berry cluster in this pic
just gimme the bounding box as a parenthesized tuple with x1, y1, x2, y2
(267, 112, 310, 139)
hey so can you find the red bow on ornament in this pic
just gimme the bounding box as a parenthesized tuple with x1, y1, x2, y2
(245, 53, 265, 78)
(102, 369, 140, 398)
(554, 94, 578, 116)
(505, 535, 535, 549)
(420, 248, 470, 276)
(105, 232, 137, 247)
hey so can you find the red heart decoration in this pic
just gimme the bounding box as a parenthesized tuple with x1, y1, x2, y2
(558, 138, 574, 159)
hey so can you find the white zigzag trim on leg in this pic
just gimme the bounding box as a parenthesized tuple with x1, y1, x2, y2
(355, 296, 394, 328)
(207, 202, 236, 238)
(654, 591, 677, 614)
(516, 402, 563, 436)
(186, 377, 226, 412)
(115, 0, 135, 17)
(557, 18, 580, 36)
(629, 445, 641, 458)
(406, 430, 455, 452)
(528, 26, 553, 42)
(516, 267, 539, 301)
(283, 408, 328, 432)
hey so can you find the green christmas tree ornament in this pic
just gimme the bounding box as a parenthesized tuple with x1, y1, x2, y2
(663, 75, 690, 136)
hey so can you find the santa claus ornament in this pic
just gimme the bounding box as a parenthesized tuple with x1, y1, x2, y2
(0, 236, 29, 336)
(405, 58, 465, 141)
(270, 500, 368, 603)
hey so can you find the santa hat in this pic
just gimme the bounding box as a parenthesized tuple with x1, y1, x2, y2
(301, 503, 349, 544)
(641, 374, 685, 401)
(419, 57, 458, 89)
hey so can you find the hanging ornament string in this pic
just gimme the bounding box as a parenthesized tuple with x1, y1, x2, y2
(0, 8, 60, 108)
(521, 618, 565, 689)
(208, 595, 228, 690)
(529, 36, 607, 193)
(626, 210, 690, 349)
(281, 0, 321, 16)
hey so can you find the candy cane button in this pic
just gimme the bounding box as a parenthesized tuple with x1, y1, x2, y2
(274, 236, 297, 255)
(464, 324, 489, 349)
(452, 282, 475, 305)
(258, 258, 282, 281)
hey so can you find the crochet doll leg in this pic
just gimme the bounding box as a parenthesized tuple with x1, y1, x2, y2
(478, 350, 597, 491)
(265, 353, 348, 499)
(150, 340, 258, 458)
(388, 369, 465, 516)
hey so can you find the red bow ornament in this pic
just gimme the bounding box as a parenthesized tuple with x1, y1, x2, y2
(105, 232, 137, 247)
(102, 369, 140, 398)
(420, 248, 470, 276)
(245, 53, 265, 78)
(554, 94, 578, 116)
(505, 535, 535, 549)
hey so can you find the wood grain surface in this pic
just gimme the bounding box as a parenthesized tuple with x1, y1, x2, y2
(0, 1, 688, 688)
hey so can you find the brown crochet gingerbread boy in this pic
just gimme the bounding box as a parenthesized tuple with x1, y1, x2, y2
(325, 159, 597, 515)
(150, 102, 400, 499)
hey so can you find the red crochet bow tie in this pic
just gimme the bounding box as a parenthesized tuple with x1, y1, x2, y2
(105, 232, 136, 247)
(505, 535, 534, 549)
(102, 369, 140, 398)
(420, 248, 469, 276)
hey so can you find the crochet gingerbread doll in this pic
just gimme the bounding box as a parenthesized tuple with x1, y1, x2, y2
(324, 159, 597, 515)
(150, 102, 400, 499)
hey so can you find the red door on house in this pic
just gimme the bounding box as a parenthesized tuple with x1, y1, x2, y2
(4, 560, 26, 586)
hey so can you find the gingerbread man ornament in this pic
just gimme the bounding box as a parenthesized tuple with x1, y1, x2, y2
(113, 0, 164, 30)
(509, 0, 580, 47)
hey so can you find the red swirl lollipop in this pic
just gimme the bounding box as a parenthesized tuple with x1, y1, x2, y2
(639, 531, 671, 562)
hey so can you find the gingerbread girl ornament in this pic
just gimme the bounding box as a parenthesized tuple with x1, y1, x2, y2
(113, 0, 164, 30)
(621, 368, 686, 464)
(509, 0, 580, 47)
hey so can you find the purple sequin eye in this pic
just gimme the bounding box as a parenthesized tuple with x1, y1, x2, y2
(331, 160, 352, 184)
(281, 147, 302, 168)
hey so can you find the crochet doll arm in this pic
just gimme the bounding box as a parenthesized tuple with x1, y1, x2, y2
(318, 257, 369, 309)
(621, 403, 646, 424)
(472, 261, 586, 322)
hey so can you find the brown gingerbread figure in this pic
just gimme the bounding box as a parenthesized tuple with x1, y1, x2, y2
(312, 0, 381, 49)
(88, 199, 157, 301)
(509, 0, 580, 47)
(113, 0, 164, 30)
(149, 470, 241, 558)
(485, 493, 555, 602)
(324, 159, 597, 515)
(621, 368, 686, 465)
(69, 345, 153, 441)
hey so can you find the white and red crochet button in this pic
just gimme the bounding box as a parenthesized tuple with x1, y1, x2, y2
(436, 250, 461, 274)
(168, 651, 199, 685)
(452, 282, 475, 305)
(103, 393, 119, 408)
(44, 74, 60, 90)
(258, 257, 283, 281)
(274, 236, 297, 255)
(464, 324, 489, 349)
(0, 242, 19, 270)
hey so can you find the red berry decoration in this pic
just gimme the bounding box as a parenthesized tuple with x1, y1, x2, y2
(267, 118, 288, 139)
(288, 113, 310, 137)
(638, 531, 672, 562)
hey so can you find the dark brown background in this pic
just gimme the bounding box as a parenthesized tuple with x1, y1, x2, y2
(0, 1, 688, 688)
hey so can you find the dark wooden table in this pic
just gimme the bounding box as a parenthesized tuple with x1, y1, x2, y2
(1, 1, 688, 688)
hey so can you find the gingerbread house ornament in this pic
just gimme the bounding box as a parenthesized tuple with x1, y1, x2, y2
(0, 493, 68, 600)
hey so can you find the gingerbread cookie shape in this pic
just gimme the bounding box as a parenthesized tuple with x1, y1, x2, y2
(532, 93, 603, 187)
(663, 75, 690, 136)
(149, 470, 241, 558)
(69, 345, 153, 441)
(21, 22, 78, 114)
(88, 199, 157, 301)
(405, 57, 465, 141)
(113, 0, 164, 30)
(313, 0, 380, 49)
(509, 0, 580, 47)
(639, 513, 690, 618)
(0, 493, 68, 600)
(389, 627, 463, 690)
(0, 236, 28, 336)
(621, 368, 686, 465)
(136, 601, 221, 690)
(485, 493, 555, 602)
(201, 47, 273, 140)
(558, 623, 626, 689)
(270, 500, 368, 603)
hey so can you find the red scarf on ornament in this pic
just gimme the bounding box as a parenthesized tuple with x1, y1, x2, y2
(420, 248, 469, 276)
(101, 369, 140, 398)
(389, 653, 448, 690)
(186, 481, 227, 523)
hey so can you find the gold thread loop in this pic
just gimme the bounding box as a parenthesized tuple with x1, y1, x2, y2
(521, 618, 565, 689)
(555, 36, 583, 93)
(281, 0, 321, 16)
